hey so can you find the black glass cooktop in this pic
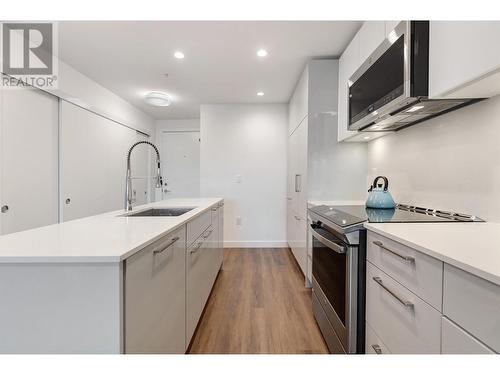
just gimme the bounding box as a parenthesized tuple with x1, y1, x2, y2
(310, 204, 483, 229)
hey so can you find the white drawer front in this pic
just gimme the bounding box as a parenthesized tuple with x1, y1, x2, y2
(367, 231, 443, 310)
(187, 210, 211, 247)
(443, 264, 500, 353)
(366, 261, 441, 354)
(441, 317, 495, 354)
(366, 322, 391, 354)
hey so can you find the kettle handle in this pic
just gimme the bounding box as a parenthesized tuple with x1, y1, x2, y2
(372, 176, 389, 191)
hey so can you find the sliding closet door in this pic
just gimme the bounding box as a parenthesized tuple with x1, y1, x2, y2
(60, 101, 137, 221)
(0, 85, 59, 235)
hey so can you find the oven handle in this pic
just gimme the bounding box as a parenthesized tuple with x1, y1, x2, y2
(310, 225, 346, 254)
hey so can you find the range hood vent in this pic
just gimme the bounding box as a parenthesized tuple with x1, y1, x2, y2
(361, 98, 481, 132)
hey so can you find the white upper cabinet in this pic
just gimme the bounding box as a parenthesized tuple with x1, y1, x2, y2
(337, 34, 360, 142)
(429, 21, 500, 99)
(385, 21, 400, 37)
(288, 66, 309, 135)
(358, 21, 386, 65)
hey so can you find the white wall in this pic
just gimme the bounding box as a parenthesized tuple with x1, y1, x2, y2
(367, 95, 500, 222)
(200, 104, 288, 248)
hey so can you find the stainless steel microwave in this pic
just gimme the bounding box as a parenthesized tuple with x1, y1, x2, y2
(348, 21, 481, 132)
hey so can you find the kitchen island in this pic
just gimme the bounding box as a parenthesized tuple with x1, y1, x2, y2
(0, 198, 224, 354)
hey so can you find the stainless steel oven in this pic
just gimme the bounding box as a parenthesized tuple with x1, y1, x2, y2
(309, 211, 366, 354)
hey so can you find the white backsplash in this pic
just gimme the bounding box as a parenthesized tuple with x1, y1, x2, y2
(367, 94, 500, 222)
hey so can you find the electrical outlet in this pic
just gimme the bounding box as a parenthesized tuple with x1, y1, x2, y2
(234, 174, 242, 183)
(236, 216, 242, 225)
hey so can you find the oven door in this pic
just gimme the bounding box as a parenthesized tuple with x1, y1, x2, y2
(311, 222, 358, 353)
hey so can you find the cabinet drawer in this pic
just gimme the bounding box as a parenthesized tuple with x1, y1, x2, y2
(125, 226, 186, 354)
(441, 317, 495, 354)
(443, 264, 500, 352)
(187, 209, 211, 247)
(366, 262, 441, 353)
(366, 322, 391, 354)
(186, 234, 206, 345)
(367, 231, 443, 310)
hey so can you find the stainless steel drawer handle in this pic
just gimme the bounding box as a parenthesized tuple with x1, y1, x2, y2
(153, 236, 180, 254)
(203, 229, 213, 239)
(372, 276, 414, 308)
(371, 344, 382, 354)
(190, 241, 203, 254)
(373, 241, 415, 263)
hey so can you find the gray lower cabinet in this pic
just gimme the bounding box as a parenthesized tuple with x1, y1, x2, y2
(124, 226, 186, 354)
(186, 224, 222, 348)
(441, 317, 494, 354)
(186, 232, 207, 344)
(366, 230, 499, 354)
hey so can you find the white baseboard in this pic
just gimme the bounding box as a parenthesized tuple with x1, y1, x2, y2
(223, 241, 288, 248)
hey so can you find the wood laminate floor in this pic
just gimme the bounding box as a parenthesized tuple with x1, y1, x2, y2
(188, 248, 328, 354)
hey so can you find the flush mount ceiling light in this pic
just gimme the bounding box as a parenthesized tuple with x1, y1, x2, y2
(144, 91, 171, 107)
(257, 49, 268, 57)
(363, 136, 371, 140)
(174, 51, 185, 59)
(257, 91, 265, 96)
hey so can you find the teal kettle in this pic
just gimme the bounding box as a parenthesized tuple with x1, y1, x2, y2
(366, 176, 396, 209)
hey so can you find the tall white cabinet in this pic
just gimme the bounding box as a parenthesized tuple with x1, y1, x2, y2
(287, 60, 368, 284)
(287, 67, 309, 281)
(0, 84, 59, 235)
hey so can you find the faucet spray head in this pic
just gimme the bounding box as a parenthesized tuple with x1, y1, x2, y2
(156, 160, 163, 188)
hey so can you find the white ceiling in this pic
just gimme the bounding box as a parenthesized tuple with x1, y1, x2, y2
(58, 21, 362, 120)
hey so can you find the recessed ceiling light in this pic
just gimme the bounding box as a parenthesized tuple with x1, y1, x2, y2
(144, 91, 171, 107)
(363, 136, 371, 140)
(174, 51, 185, 59)
(257, 91, 265, 96)
(257, 49, 268, 57)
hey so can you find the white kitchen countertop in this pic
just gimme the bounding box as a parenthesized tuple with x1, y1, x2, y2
(364, 222, 500, 286)
(0, 198, 222, 264)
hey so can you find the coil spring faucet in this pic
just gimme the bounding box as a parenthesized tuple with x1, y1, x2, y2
(125, 141, 163, 211)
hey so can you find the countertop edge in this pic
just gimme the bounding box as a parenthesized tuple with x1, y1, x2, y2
(0, 198, 223, 264)
(364, 223, 500, 287)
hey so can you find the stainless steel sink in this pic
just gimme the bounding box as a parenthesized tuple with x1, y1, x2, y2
(122, 207, 195, 217)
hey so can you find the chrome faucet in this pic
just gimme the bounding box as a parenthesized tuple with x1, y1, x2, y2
(125, 141, 163, 211)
